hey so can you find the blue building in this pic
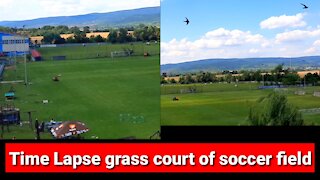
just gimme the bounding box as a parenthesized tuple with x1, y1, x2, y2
(0, 32, 30, 56)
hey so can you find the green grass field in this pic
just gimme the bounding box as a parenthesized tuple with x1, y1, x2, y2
(38, 42, 159, 60)
(0, 43, 160, 139)
(161, 83, 320, 126)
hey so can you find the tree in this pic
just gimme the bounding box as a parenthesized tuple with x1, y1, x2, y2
(43, 32, 63, 44)
(197, 72, 214, 83)
(0, 26, 15, 33)
(253, 70, 262, 82)
(118, 28, 128, 43)
(170, 78, 177, 84)
(83, 26, 90, 33)
(74, 31, 89, 43)
(66, 37, 76, 43)
(160, 76, 168, 84)
(248, 92, 304, 126)
(55, 25, 70, 34)
(185, 74, 195, 84)
(241, 70, 251, 81)
(179, 76, 186, 84)
(271, 64, 284, 85)
(133, 24, 160, 42)
(108, 30, 118, 43)
(53, 37, 66, 44)
(93, 35, 105, 42)
(225, 74, 233, 83)
(42, 25, 55, 31)
(70, 26, 81, 34)
(282, 73, 300, 85)
(304, 73, 319, 86)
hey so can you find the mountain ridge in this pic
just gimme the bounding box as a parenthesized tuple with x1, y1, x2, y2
(161, 56, 320, 74)
(0, 6, 160, 28)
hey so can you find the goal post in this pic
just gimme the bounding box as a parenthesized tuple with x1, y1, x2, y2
(110, 50, 132, 59)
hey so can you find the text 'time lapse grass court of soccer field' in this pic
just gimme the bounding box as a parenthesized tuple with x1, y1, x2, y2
(0, 0, 160, 139)
(161, 0, 320, 126)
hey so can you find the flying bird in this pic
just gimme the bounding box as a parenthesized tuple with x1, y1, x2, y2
(300, 3, 308, 9)
(184, 17, 190, 25)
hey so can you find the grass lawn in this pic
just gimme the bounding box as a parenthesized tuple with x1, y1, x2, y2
(0, 54, 160, 139)
(38, 42, 159, 60)
(161, 83, 320, 126)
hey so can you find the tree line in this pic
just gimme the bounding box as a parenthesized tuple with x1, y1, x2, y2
(161, 64, 320, 86)
(0, 24, 160, 44)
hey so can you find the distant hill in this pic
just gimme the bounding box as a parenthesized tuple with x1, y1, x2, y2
(161, 56, 320, 74)
(0, 7, 160, 28)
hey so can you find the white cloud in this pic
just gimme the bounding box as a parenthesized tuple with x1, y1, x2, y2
(0, 0, 14, 8)
(314, 40, 320, 46)
(161, 27, 320, 64)
(260, 13, 306, 29)
(0, 0, 160, 21)
(249, 49, 259, 53)
(196, 28, 266, 48)
(161, 28, 269, 64)
(275, 29, 320, 43)
(305, 47, 317, 54)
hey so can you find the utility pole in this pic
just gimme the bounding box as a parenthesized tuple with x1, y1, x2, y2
(14, 37, 17, 80)
(24, 53, 27, 85)
(22, 24, 28, 86)
(261, 64, 265, 86)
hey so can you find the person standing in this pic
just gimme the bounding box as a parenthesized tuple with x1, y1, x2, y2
(35, 119, 40, 140)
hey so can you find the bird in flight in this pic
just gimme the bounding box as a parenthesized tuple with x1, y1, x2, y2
(300, 3, 308, 9)
(184, 17, 190, 25)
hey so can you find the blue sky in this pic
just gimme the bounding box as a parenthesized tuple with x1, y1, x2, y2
(0, 0, 160, 21)
(161, 0, 320, 64)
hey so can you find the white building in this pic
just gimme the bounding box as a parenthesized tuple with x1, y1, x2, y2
(0, 32, 29, 56)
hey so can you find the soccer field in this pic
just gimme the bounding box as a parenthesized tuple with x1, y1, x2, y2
(0, 45, 160, 139)
(161, 83, 320, 126)
(38, 42, 159, 60)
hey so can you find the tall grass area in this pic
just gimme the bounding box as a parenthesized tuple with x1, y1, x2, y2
(38, 42, 159, 60)
(0, 53, 160, 139)
(161, 83, 320, 125)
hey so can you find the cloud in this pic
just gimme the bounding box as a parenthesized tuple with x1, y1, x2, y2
(195, 28, 266, 49)
(275, 29, 320, 43)
(161, 28, 269, 64)
(305, 47, 317, 54)
(0, 0, 160, 21)
(0, 0, 14, 8)
(249, 49, 259, 53)
(260, 13, 306, 29)
(314, 40, 320, 46)
(161, 27, 320, 65)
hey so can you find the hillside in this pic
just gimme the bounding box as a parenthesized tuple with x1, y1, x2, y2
(161, 56, 320, 74)
(0, 7, 160, 28)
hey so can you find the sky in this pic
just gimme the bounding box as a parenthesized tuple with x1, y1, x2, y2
(0, 0, 160, 21)
(161, 0, 320, 64)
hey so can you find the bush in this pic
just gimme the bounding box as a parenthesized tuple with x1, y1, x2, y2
(248, 92, 304, 126)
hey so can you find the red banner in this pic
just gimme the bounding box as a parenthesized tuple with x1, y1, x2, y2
(5, 143, 315, 173)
